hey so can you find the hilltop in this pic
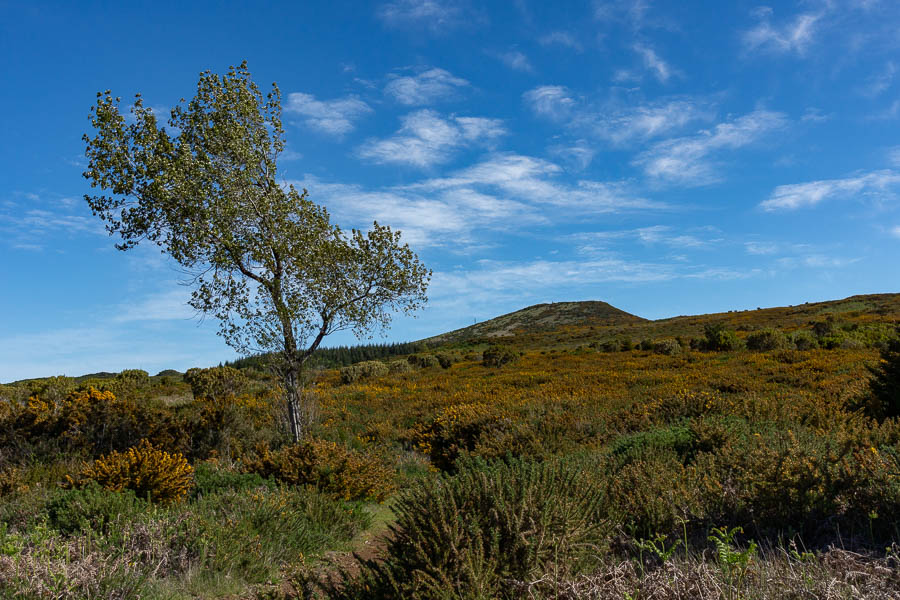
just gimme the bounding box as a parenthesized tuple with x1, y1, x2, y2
(424, 293, 900, 352)
(425, 300, 647, 344)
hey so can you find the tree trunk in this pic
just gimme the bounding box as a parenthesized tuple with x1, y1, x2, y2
(283, 363, 304, 443)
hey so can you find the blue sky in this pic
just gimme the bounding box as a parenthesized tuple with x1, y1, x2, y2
(2, 0, 899, 381)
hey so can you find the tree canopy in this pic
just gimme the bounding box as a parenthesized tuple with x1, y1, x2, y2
(83, 62, 430, 440)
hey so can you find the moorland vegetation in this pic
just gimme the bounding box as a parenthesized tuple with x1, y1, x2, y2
(1, 294, 900, 598)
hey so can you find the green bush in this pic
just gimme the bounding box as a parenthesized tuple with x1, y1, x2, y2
(340, 360, 389, 384)
(481, 344, 519, 368)
(703, 324, 743, 351)
(653, 339, 682, 356)
(867, 338, 900, 420)
(791, 330, 819, 350)
(746, 329, 790, 351)
(328, 458, 608, 599)
(387, 359, 413, 374)
(183, 366, 249, 399)
(435, 353, 460, 369)
(600, 339, 621, 352)
(191, 460, 274, 499)
(114, 368, 150, 391)
(242, 439, 396, 502)
(47, 483, 148, 535)
(408, 354, 439, 368)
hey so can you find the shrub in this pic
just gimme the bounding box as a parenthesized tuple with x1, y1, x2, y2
(867, 338, 900, 420)
(619, 338, 634, 351)
(414, 403, 541, 472)
(639, 339, 654, 351)
(407, 354, 439, 368)
(746, 329, 790, 351)
(791, 330, 819, 350)
(183, 366, 248, 400)
(653, 339, 682, 356)
(387, 360, 413, 374)
(600, 339, 621, 353)
(114, 368, 150, 391)
(75, 439, 194, 504)
(191, 460, 273, 499)
(435, 353, 460, 369)
(482, 344, 519, 368)
(328, 459, 608, 599)
(242, 439, 395, 502)
(47, 483, 147, 535)
(340, 360, 389, 384)
(703, 324, 743, 351)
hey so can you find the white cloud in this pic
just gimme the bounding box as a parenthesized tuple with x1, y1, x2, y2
(573, 226, 718, 251)
(744, 241, 779, 255)
(633, 44, 676, 82)
(357, 109, 505, 168)
(634, 110, 787, 185)
(742, 10, 820, 55)
(384, 68, 470, 105)
(523, 89, 711, 145)
(538, 31, 582, 51)
(293, 174, 539, 248)
(549, 140, 595, 170)
(409, 153, 665, 212)
(760, 170, 900, 211)
(285, 92, 372, 136)
(377, 0, 473, 32)
(593, 0, 651, 29)
(891, 225, 900, 238)
(859, 61, 896, 97)
(113, 288, 197, 323)
(522, 86, 576, 120)
(497, 50, 534, 73)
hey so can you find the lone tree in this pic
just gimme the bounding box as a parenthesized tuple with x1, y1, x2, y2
(83, 62, 430, 441)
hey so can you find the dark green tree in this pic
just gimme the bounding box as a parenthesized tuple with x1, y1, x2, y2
(868, 338, 900, 420)
(83, 62, 430, 441)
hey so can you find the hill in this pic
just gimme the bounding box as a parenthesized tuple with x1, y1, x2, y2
(425, 300, 647, 344)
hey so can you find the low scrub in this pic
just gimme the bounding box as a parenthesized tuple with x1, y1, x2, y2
(242, 439, 395, 502)
(340, 360, 389, 384)
(319, 458, 609, 599)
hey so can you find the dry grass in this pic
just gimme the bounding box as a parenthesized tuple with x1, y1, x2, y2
(514, 546, 900, 599)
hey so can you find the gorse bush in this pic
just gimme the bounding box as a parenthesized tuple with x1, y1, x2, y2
(183, 365, 249, 399)
(653, 339, 682, 355)
(867, 338, 900, 420)
(339, 360, 389, 384)
(414, 403, 542, 472)
(325, 458, 608, 600)
(242, 439, 395, 501)
(482, 344, 519, 367)
(746, 328, 790, 351)
(408, 353, 440, 368)
(74, 439, 194, 504)
(47, 483, 148, 535)
(702, 324, 743, 351)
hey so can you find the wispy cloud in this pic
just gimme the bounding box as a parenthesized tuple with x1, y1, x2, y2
(113, 288, 197, 323)
(593, 0, 651, 29)
(889, 147, 900, 167)
(573, 225, 719, 251)
(523, 87, 711, 145)
(891, 225, 900, 238)
(744, 241, 779, 255)
(760, 170, 900, 211)
(384, 68, 470, 105)
(496, 50, 534, 73)
(357, 109, 505, 168)
(538, 31, 582, 51)
(377, 0, 477, 33)
(742, 8, 820, 56)
(634, 110, 787, 185)
(284, 92, 372, 136)
(859, 61, 896, 97)
(408, 153, 665, 212)
(293, 173, 539, 248)
(633, 43, 676, 82)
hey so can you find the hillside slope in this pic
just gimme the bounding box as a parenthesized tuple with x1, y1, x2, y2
(425, 300, 647, 344)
